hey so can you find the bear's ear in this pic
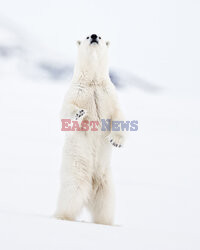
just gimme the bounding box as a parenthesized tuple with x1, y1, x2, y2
(106, 41, 110, 47)
(77, 40, 81, 46)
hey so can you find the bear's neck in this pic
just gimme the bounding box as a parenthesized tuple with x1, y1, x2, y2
(72, 54, 110, 85)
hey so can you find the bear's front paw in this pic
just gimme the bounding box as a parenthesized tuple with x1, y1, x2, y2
(75, 109, 86, 120)
(107, 132, 125, 148)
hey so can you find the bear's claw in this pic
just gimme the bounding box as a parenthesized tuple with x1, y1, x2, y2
(75, 109, 86, 120)
(107, 133, 124, 148)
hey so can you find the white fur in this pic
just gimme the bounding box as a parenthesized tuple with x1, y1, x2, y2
(55, 35, 125, 225)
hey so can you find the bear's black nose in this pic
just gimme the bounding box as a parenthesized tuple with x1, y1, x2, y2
(91, 34, 97, 40)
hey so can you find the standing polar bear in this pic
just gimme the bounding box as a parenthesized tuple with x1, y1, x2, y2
(55, 34, 125, 225)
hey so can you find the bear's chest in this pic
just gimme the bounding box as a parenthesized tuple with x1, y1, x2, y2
(90, 87, 112, 120)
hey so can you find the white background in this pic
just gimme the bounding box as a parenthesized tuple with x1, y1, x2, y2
(0, 0, 200, 249)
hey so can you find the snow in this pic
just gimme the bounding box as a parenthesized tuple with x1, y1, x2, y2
(0, 1, 200, 249)
(1, 63, 200, 249)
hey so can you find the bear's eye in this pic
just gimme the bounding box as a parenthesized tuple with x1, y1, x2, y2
(99, 37, 101, 39)
(86, 37, 89, 39)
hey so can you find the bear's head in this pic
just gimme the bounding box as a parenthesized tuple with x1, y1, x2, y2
(73, 34, 110, 82)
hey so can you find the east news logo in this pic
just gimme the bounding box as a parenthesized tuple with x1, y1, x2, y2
(61, 119, 138, 131)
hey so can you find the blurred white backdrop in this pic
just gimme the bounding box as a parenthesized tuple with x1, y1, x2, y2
(0, 1, 200, 250)
(1, 0, 200, 91)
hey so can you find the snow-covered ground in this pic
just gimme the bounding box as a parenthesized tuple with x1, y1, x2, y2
(0, 1, 200, 249)
(0, 57, 200, 249)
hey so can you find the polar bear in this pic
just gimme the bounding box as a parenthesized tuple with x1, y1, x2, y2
(55, 34, 125, 225)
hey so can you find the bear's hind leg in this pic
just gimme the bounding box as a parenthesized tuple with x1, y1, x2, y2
(55, 183, 85, 221)
(88, 171, 115, 225)
(55, 164, 92, 221)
